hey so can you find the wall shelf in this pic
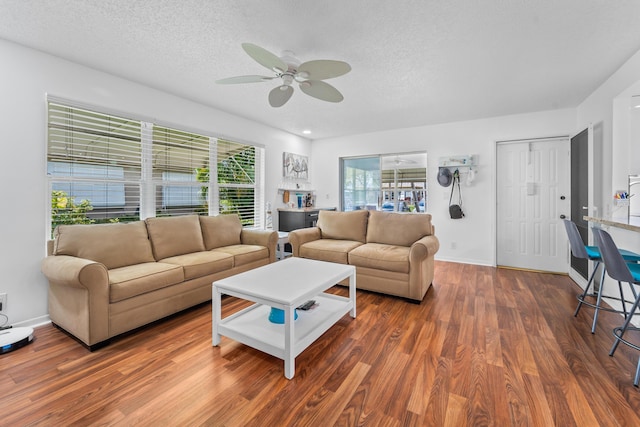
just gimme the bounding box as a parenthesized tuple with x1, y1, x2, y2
(278, 188, 315, 193)
(438, 155, 477, 169)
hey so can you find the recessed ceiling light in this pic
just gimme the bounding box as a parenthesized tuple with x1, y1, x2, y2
(302, 130, 311, 135)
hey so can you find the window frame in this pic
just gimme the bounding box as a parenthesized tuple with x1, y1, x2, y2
(46, 97, 264, 237)
(340, 152, 428, 213)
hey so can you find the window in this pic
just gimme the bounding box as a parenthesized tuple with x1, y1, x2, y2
(47, 100, 263, 235)
(160, 172, 202, 208)
(342, 157, 381, 211)
(48, 162, 126, 207)
(216, 139, 261, 226)
(381, 153, 428, 213)
(341, 152, 427, 213)
(152, 125, 210, 216)
(48, 103, 141, 230)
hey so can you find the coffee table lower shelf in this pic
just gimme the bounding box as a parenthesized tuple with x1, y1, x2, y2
(216, 293, 352, 376)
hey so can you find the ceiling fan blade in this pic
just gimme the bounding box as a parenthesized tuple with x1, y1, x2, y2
(216, 75, 275, 84)
(269, 85, 294, 107)
(299, 80, 344, 103)
(242, 43, 288, 73)
(297, 60, 351, 80)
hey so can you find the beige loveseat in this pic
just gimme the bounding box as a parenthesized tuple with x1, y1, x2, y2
(288, 210, 439, 302)
(41, 214, 277, 349)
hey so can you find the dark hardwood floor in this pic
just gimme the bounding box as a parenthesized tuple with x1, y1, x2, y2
(2, 261, 640, 426)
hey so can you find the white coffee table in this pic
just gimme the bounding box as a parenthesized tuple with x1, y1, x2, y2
(212, 257, 356, 379)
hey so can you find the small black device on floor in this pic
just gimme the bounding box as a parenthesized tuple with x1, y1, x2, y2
(0, 327, 34, 354)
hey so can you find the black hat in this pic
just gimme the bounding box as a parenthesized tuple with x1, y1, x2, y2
(437, 167, 452, 187)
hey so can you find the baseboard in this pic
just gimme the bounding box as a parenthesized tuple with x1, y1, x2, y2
(11, 315, 51, 329)
(434, 256, 493, 267)
(568, 269, 587, 290)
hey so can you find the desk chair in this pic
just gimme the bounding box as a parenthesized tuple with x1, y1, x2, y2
(592, 227, 640, 386)
(563, 220, 640, 333)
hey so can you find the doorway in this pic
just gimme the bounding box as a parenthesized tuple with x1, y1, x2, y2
(570, 128, 589, 279)
(340, 153, 427, 212)
(496, 137, 570, 273)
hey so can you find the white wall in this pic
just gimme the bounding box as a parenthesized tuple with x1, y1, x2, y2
(311, 109, 576, 265)
(578, 48, 640, 218)
(0, 39, 311, 326)
(576, 49, 640, 254)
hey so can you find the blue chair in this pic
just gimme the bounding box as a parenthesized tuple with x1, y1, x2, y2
(563, 220, 640, 333)
(592, 227, 640, 386)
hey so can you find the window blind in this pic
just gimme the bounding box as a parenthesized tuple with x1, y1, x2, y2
(216, 139, 262, 227)
(47, 103, 142, 230)
(152, 125, 210, 216)
(47, 101, 264, 233)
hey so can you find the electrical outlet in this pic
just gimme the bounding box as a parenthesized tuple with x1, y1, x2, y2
(0, 293, 6, 312)
(450, 241, 457, 250)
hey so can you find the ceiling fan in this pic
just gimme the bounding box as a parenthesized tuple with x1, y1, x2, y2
(216, 43, 351, 108)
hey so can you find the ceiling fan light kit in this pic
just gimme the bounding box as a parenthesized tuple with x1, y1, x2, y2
(216, 43, 351, 107)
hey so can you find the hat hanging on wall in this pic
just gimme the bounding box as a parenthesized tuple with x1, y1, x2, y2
(437, 167, 453, 187)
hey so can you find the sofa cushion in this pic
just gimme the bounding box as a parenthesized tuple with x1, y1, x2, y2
(54, 221, 155, 269)
(145, 215, 205, 260)
(212, 245, 269, 267)
(299, 239, 363, 264)
(199, 214, 242, 250)
(348, 243, 410, 274)
(366, 211, 433, 247)
(108, 262, 184, 303)
(317, 210, 369, 243)
(159, 251, 234, 280)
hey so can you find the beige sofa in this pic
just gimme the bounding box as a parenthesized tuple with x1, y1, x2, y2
(288, 210, 439, 302)
(41, 214, 277, 349)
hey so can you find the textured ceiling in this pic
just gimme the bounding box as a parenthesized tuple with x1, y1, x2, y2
(2, 0, 640, 140)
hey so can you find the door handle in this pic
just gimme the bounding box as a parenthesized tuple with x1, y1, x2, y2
(560, 214, 566, 219)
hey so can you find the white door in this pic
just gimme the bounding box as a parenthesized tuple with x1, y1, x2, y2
(497, 138, 570, 273)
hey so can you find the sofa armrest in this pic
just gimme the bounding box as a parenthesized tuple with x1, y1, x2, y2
(406, 235, 440, 301)
(241, 229, 278, 263)
(41, 255, 109, 289)
(288, 227, 321, 256)
(410, 235, 440, 263)
(41, 255, 110, 346)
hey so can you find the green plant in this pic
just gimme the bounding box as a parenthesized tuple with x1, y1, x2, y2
(51, 190, 94, 232)
(196, 167, 209, 207)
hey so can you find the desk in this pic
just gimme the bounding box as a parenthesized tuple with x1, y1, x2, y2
(277, 207, 336, 232)
(583, 216, 640, 232)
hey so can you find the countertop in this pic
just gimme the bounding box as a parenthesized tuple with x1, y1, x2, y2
(277, 207, 336, 212)
(584, 215, 640, 232)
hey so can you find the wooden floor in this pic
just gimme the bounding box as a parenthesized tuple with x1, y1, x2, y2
(2, 261, 640, 426)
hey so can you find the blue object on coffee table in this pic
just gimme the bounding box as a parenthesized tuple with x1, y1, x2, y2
(268, 307, 298, 324)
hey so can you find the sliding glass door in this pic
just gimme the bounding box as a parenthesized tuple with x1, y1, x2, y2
(341, 152, 427, 212)
(342, 156, 381, 211)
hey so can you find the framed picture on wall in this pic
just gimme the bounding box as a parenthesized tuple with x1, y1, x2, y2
(283, 152, 309, 180)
